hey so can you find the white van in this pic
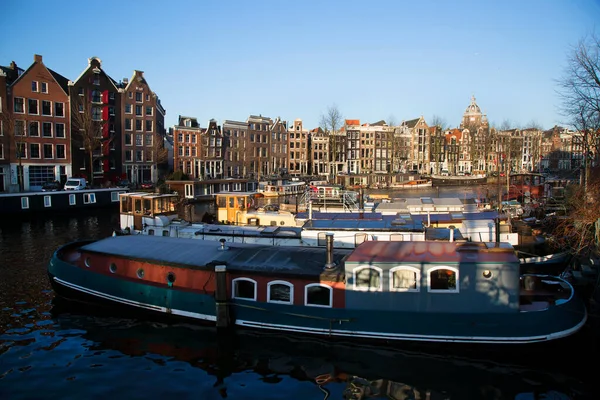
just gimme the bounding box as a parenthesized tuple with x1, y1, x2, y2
(64, 178, 87, 190)
(440, 169, 450, 176)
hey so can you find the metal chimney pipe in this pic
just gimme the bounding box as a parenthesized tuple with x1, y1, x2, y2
(449, 225, 455, 242)
(427, 211, 431, 227)
(308, 200, 313, 220)
(495, 217, 501, 243)
(359, 187, 364, 211)
(324, 233, 336, 269)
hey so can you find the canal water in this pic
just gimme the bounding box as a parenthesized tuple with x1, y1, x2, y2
(0, 205, 598, 399)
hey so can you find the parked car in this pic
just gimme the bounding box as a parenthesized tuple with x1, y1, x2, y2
(63, 177, 87, 190)
(141, 181, 154, 190)
(116, 179, 133, 189)
(42, 181, 62, 192)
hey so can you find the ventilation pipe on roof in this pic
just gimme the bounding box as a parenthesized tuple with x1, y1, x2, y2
(449, 225, 455, 242)
(308, 200, 313, 220)
(324, 233, 336, 269)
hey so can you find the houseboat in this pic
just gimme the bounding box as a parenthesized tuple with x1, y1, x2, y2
(48, 235, 588, 344)
(389, 179, 433, 189)
(257, 180, 306, 197)
(166, 178, 258, 202)
(506, 173, 546, 201)
(0, 187, 128, 216)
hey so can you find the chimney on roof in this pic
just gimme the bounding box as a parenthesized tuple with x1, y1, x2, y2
(9, 61, 17, 70)
(123, 78, 129, 84)
(34, 54, 43, 63)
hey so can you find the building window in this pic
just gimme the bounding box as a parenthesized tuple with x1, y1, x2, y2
(428, 266, 459, 293)
(305, 284, 332, 308)
(93, 76, 100, 85)
(14, 97, 24, 113)
(353, 266, 383, 291)
(267, 281, 293, 304)
(125, 150, 133, 162)
(136, 150, 143, 162)
(56, 144, 66, 159)
(136, 134, 143, 146)
(28, 165, 55, 186)
(15, 120, 25, 136)
(125, 118, 132, 131)
(44, 144, 53, 159)
(145, 120, 153, 132)
(41, 82, 48, 93)
(232, 278, 257, 300)
(390, 266, 420, 292)
(135, 105, 142, 116)
(29, 121, 39, 137)
(125, 104, 132, 114)
(135, 92, 142, 103)
(91, 90, 101, 103)
(145, 134, 153, 146)
(92, 107, 101, 121)
(55, 123, 65, 138)
(125, 133, 132, 145)
(32, 81, 38, 92)
(42, 122, 52, 137)
(28, 99, 38, 114)
(0, 143, 4, 159)
(16, 141, 26, 158)
(54, 102, 64, 117)
(30, 143, 40, 159)
(136, 119, 142, 131)
(42, 100, 52, 116)
(145, 106, 153, 116)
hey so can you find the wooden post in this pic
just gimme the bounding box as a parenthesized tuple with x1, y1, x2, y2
(215, 264, 230, 328)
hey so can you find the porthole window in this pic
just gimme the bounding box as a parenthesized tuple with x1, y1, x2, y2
(305, 284, 332, 308)
(167, 272, 176, 284)
(136, 268, 145, 279)
(232, 278, 257, 301)
(85, 257, 91, 268)
(267, 281, 293, 304)
(109, 263, 117, 273)
(482, 270, 493, 279)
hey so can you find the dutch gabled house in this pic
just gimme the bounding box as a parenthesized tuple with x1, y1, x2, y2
(200, 119, 225, 179)
(288, 118, 310, 176)
(269, 117, 288, 176)
(222, 119, 248, 178)
(121, 70, 166, 184)
(172, 115, 201, 177)
(247, 115, 272, 179)
(1, 55, 71, 191)
(0, 61, 24, 191)
(68, 57, 122, 186)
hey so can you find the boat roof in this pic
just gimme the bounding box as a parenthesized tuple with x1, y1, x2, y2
(80, 235, 349, 276)
(345, 241, 517, 264)
(301, 214, 422, 231)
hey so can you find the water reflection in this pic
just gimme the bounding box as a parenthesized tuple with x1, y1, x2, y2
(0, 297, 592, 399)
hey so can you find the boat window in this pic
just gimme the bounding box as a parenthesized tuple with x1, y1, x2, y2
(148, 229, 154, 235)
(228, 197, 235, 208)
(69, 194, 76, 205)
(428, 266, 459, 293)
(218, 196, 226, 208)
(143, 199, 151, 214)
(85, 257, 91, 268)
(482, 270, 493, 279)
(305, 284, 332, 307)
(111, 192, 120, 202)
(109, 263, 117, 273)
(20, 197, 30, 209)
(233, 278, 257, 301)
(162, 230, 169, 236)
(355, 233, 367, 246)
(353, 266, 382, 291)
(317, 232, 327, 246)
(134, 198, 142, 214)
(44, 195, 51, 208)
(84, 193, 96, 204)
(390, 266, 420, 292)
(267, 281, 293, 304)
(136, 268, 145, 279)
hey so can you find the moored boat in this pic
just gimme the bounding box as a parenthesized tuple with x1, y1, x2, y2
(48, 235, 587, 345)
(389, 179, 433, 189)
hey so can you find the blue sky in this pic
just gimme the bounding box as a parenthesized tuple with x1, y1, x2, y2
(1, 0, 598, 130)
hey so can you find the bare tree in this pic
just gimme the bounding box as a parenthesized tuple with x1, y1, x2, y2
(387, 115, 397, 127)
(558, 31, 600, 191)
(319, 104, 343, 175)
(71, 95, 106, 185)
(0, 103, 25, 191)
(430, 115, 448, 130)
(150, 131, 169, 181)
